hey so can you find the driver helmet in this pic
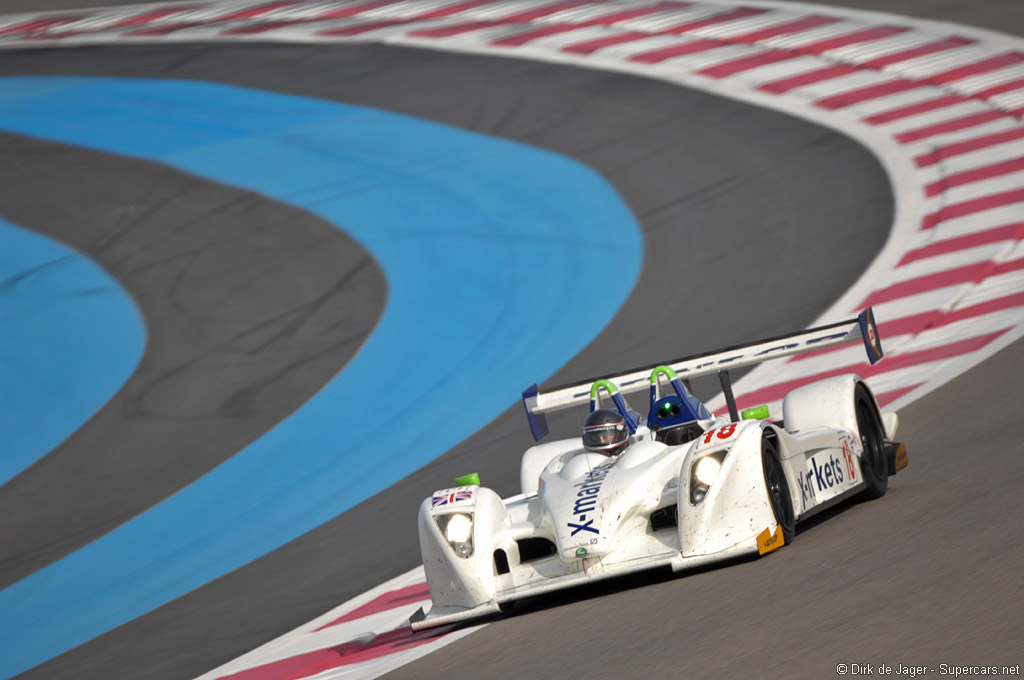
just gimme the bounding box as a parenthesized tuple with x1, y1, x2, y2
(582, 409, 631, 456)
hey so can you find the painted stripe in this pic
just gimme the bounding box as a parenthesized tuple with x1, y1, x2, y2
(874, 383, 920, 407)
(914, 127, 1024, 167)
(491, 22, 586, 46)
(882, 294, 1024, 338)
(407, 18, 495, 36)
(317, 18, 410, 35)
(758, 63, 860, 94)
(927, 52, 1024, 86)
(661, 6, 765, 33)
(0, 77, 642, 680)
(727, 14, 838, 42)
(862, 257, 1024, 306)
(629, 37, 724, 63)
(924, 158, 1024, 197)
(859, 36, 975, 69)
(39, 6, 201, 37)
(733, 330, 1009, 408)
(586, 2, 695, 24)
(217, 626, 452, 680)
(563, 29, 651, 54)
(314, 583, 431, 630)
(0, 219, 145, 485)
(800, 24, 909, 53)
(975, 76, 1024, 100)
(0, 15, 78, 35)
(921, 187, 1024, 230)
(698, 48, 793, 77)
(816, 79, 921, 110)
(862, 93, 968, 125)
(898, 222, 1024, 264)
(216, 1, 301, 20)
(896, 110, 1010, 144)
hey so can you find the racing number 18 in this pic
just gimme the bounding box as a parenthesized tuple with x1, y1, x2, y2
(703, 423, 737, 445)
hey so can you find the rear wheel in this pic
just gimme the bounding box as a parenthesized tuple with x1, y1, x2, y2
(762, 435, 795, 544)
(856, 383, 888, 499)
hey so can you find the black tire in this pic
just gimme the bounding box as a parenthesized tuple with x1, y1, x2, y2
(762, 435, 795, 544)
(855, 383, 888, 499)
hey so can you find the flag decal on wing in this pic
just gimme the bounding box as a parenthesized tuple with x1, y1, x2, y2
(432, 487, 474, 508)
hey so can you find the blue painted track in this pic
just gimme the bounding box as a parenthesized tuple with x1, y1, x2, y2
(0, 76, 642, 678)
(0, 218, 144, 485)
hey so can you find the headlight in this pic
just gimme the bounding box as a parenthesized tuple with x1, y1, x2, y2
(445, 513, 473, 543)
(436, 513, 474, 558)
(694, 456, 721, 486)
(690, 452, 727, 505)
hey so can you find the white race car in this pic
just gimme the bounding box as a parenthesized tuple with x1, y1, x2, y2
(411, 309, 908, 630)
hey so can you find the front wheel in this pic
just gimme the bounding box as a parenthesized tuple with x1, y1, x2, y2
(855, 383, 888, 500)
(762, 435, 795, 545)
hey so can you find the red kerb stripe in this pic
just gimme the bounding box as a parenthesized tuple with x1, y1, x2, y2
(898, 223, 1024, 264)
(699, 49, 795, 78)
(664, 7, 766, 34)
(316, 1, 392, 19)
(793, 289, 1024, 361)
(318, 19, 413, 36)
(409, 20, 496, 38)
(927, 52, 1024, 86)
(215, 626, 452, 680)
(974, 76, 1024, 100)
(862, 262, 992, 306)
(798, 24, 909, 54)
(415, 0, 500, 20)
(860, 36, 974, 69)
(216, 1, 299, 21)
(629, 38, 724, 63)
(895, 110, 1008, 144)
(728, 14, 837, 43)
(934, 291, 1024, 328)
(863, 257, 1024, 307)
(759, 64, 860, 94)
(500, 0, 594, 23)
(862, 94, 967, 125)
(914, 128, 1024, 168)
(563, 31, 650, 55)
(735, 330, 1008, 407)
(921, 188, 1024, 229)
(0, 15, 80, 35)
(492, 22, 580, 47)
(585, 1, 693, 26)
(109, 6, 200, 27)
(924, 158, 1024, 197)
(875, 383, 921, 408)
(315, 582, 431, 630)
(410, 1, 594, 40)
(816, 79, 920, 110)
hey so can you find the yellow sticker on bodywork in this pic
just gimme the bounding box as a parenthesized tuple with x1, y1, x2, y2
(757, 525, 785, 555)
(894, 443, 909, 473)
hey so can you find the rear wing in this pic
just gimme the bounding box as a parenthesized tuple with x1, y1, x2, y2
(522, 308, 883, 441)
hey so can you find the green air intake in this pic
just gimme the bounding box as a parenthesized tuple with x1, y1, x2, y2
(741, 405, 770, 420)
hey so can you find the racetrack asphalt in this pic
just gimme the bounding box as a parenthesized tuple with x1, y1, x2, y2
(1, 1, 1020, 677)
(0, 132, 386, 591)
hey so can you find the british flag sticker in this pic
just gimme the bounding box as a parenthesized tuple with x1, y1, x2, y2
(431, 486, 475, 508)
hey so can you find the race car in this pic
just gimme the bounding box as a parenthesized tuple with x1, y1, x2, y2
(411, 309, 908, 631)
